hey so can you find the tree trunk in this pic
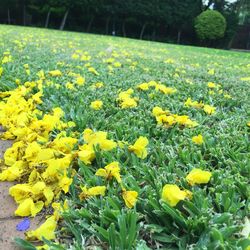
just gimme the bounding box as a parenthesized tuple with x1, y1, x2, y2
(105, 17, 110, 34)
(7, 9, 11, 24)
(60, 10, 69, 30)
(87, 16, 94, 32)
(177, 29, 182, 44)
(140, 22, 147, 39)
(45, 10, 51, 28)
(122, 20, 126, 37)
(152, 29, 156, 41)
(227, 38, 234, 49)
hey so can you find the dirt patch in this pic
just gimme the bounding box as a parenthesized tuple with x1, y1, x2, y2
(0, 136, 42, 249)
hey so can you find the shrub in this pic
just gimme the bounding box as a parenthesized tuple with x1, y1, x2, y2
(195, 10, 227, 41)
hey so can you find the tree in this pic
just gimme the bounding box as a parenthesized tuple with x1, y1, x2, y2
(44, 0, 76, 30)
(0, 0, 17, 24)
(168, 0, 201, 43)
(195, 10, 227, 43)
(134, 0, 155, 39)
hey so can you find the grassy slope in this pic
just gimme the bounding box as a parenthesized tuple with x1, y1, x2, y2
(0, 25, 250, 249)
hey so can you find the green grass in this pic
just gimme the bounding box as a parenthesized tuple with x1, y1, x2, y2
(0, 25, 250, 249)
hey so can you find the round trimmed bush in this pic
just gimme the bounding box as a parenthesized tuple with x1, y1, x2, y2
(195, 10, 227, 41)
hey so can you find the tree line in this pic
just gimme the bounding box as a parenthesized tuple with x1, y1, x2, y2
(0, 0, 249, 48)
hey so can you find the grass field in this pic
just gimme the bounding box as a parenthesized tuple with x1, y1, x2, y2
(0, 25, 249, 250)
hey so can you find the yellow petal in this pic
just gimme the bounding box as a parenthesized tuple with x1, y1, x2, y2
(161, 184, 188, 207)
(88, 186, 106, 196)
(122, 190, 138, 208)
(192, 134, 203, 145)
(95, 168, 108, 178)
(26, 215, 57, 240)
(15, 198, 44, 217)
(129, 136, 148, 159)
(186, 168, 212, 186)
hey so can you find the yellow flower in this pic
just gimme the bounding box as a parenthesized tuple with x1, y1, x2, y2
(120, 97, 137, 108)
(76, 76, 85, 86)
(15, 198, 44, 217)
(35, 148, 55, 162)
(26, 215, 57, 240)
(82, 129, 117, 151)
(207, 82, 216, 88)
(147, 80, 157, 87)
(81, 54, 91, 61)
(155, 84, 176, 94)
(203, 105, 216, 115)
(117, 89, 138, 109)
(208, 69, 215, 75)
(43, 187, 54, 206)
(88, 67, 99, 75)
(161, 184, 191, 207)
(224, 94, 232, 99)
(78, 144, 95, 165)
(48, 70, 62, 77)
(137, 83, 149, 91)
(164, 58, 174, 64)
(247, 121, 250, 127)
(23, 142, 42, 162)
(42, 155, 72, 180)
(186, 168, 212, 186)
(71, 53, 79, 59)
(59, 173, 73, 193)
(52, 200, 69, 220)
(96, 161, 121, 183)
(79, 186, 106, 200)
(192, 134, 204, 145)
(51, 136, 77, 153)
(175, 115, 189, 125)
(0, 161, 24, 181)
(90, 100, 103, 110)
(36, 244, 49, 250)
(37, 70, 45, 79)
(129, 136, 149, 159)
(93, 82, 104, 88)
(122, 190, 138, 208)
(113, 62, 121, 67)
(9, 183, 33, 203)
(2, 54, 12, 64)
(65, 82, 75, 90)
(184, 98, 203, 109)
(152, 106, 169, 116)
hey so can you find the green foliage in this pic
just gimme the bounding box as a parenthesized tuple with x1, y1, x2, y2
(195, 10, 227, 41)
(0, 25, 249, 249)
(0, 0, 244, 48)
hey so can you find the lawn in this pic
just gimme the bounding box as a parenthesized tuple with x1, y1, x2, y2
(0, 25, 249, 250)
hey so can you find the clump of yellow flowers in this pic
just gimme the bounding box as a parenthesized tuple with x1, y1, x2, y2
(137, 80, 177, 95)
(192, 134, 204, 145)
(0, 79, 149, 242)
(162, 168, 211, 207)
(162, 184, 192, 207)
(90, 100, 103, 110)
(186, 168, 212, 186)
(129, 136, 149, 159)
(152, 106, 198, 128)
(184, 98, 216, 115)
(117, 88, 138, 109)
